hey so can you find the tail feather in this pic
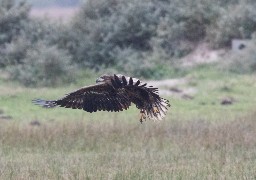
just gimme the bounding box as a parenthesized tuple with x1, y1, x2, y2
(32, 99, 58, 108)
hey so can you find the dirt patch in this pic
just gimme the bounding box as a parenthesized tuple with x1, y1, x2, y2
(147, 78, 197, 98)
(0, 109, 12, 121)
(182, 43, 227, 66)
(30, 120, 41, 126)
(0, 115, 12, 121)
(148, 78, 187, 88)
(220, 96, 236, 105)
(30, 7, 79, 21)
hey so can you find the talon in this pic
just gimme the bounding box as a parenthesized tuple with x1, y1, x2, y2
(139, 109, 146, 123)
(153, 107, 159, 113)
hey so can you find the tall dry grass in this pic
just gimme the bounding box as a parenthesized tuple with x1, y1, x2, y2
(0, 112, 256, 179)
(1, 116, 256, 151)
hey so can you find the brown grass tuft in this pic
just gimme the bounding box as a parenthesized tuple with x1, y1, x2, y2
(0, 113, 256, 179)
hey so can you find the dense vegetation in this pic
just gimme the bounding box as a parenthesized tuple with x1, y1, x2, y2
(1, 0, 256, 86)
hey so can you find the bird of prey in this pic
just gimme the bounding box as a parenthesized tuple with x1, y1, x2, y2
(33, 74, 170, 123)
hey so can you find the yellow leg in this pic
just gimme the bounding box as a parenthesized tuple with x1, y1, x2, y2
(140, 116, 143, 124)
(139, 110, 146, 124)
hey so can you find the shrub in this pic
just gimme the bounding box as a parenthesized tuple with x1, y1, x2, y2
(4, 0, 256, 86)
(152, 0, 222, 57)
(21, 18, 62, 44)
(113, 47, 185, 79)
(0, 35, 31, 66)
(169, 0, 219, 41)
(0, 8, 76, 87)
(0, 18, 65, 67)
(68, 0, 163, 69)
(207, 2, 256, 48)
(152, 18, 193, 58)
(68, 0, 223, 70)
(0, 0, 30, 45)
(7, 41, 75, 87)
(0, 1, 62, 68)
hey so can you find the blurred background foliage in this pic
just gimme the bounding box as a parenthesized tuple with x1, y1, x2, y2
(1, 0, 256, 86)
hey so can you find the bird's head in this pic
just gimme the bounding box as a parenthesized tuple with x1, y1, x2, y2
(96, 74, 125, 83)
(96, 74, 110, 83)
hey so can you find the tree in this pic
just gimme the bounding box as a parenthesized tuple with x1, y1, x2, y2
(0, 0, 30, 45)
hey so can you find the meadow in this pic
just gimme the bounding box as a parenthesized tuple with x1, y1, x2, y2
(1, 66, 256, 179)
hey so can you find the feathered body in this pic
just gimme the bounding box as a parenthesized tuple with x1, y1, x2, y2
(33, 74, 170, 122)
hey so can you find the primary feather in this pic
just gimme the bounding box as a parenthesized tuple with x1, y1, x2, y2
(33, 74, 170, 122)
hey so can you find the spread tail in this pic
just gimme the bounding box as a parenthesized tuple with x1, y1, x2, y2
(32, 99, 57, 108)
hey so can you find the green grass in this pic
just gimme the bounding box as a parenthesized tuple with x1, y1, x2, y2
(1, 65, 256, 122)
(171, 65, 256, 121)
(1, 65, 256, 179)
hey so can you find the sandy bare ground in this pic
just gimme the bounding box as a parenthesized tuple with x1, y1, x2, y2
(148, 78, 197, 98)
(182, 43, 227, 66)
(30, 7, 79, 21)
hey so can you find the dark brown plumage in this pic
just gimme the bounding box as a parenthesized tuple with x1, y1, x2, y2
(32, 74, 170, 123)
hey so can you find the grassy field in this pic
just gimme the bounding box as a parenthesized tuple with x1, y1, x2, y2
(1, 66, 256, 179)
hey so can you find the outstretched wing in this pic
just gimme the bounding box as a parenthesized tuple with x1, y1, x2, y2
(121, 76, 170, 120)
(33, 83, 132, 113)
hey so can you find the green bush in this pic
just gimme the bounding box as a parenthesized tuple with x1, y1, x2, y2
(3, 0, 256, 87)
(152, 19, 193, 58)
(68, 0, 223, 70)
(68, 0, 162, 69)
(7, 41, 75, 87)
(169, 0, 220, 41)
(0, 0, 30, 45)
(152, 0, 222, 57)
(0, 3, 75, 87)
(113, 47, 185, 79)
(0, 35, 31, 66)
(0, 1, 61, 68)
(207, 2, 256, 48)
